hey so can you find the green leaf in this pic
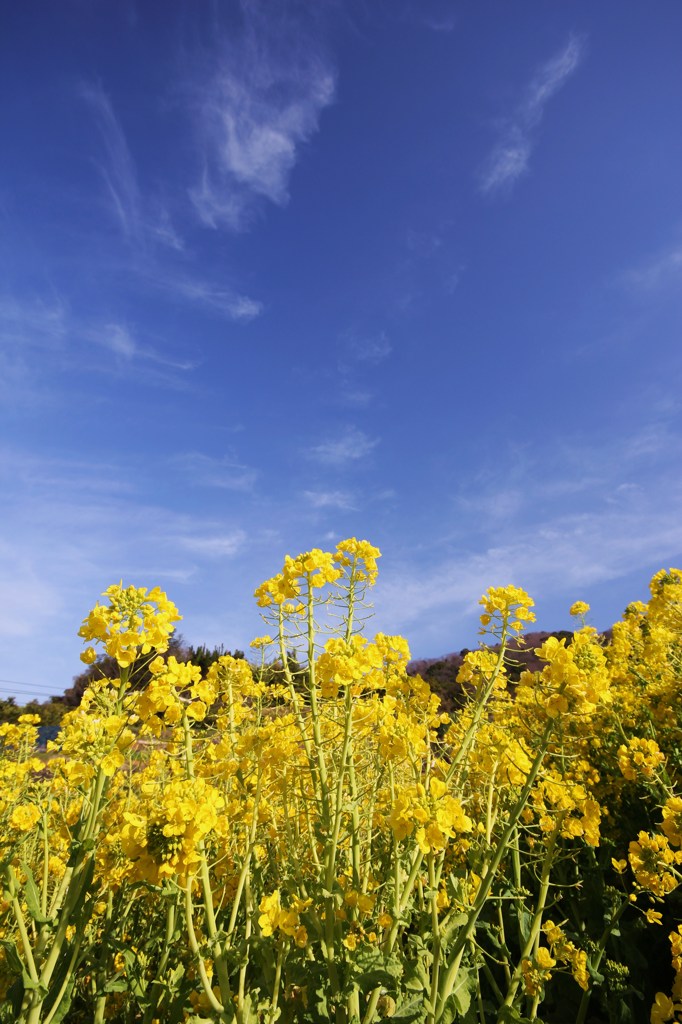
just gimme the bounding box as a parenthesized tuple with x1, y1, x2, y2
(496, 1007, 539, 1024)
(21, 971, 48, 998)
(0, 939, 23, 977)
(450, 970, 472, 1017)
(440, 912, 468, 949)
(166, 962, 186, 994)
(103, 977, 128, 993)
(43, 979, 77, 1024)
(515, 905, 533, 946)
(20, 862, 52, 924)
(6, 979, 25, 1020)
(390, 997, 427, 1023)
(350, 946, 403, 992)
(403, 959, 430, 994)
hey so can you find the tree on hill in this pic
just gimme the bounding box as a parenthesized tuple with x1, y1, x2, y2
(0, 695, 69, 726)
(186, 644, 246, 674)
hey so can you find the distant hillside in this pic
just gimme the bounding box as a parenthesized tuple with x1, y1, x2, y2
(408, 629, 612, 713)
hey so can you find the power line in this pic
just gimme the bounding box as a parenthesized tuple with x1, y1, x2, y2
(0, 679, 67, 699)
(0, 678, 63, 689)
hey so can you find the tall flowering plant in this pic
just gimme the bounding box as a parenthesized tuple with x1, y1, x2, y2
(1, 548, 682, 1024)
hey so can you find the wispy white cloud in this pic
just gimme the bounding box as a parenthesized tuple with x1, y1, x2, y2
(100, 323, 138, 359)
(81, 82, 183, 250)
(95, 323, 197, 370)
(379, 499, 682, 638)
(0, 293, 197, 398)
(304, 490, 357, 511)
(0, 294, 68, 347)
(374, 421, 682, 646)
(346, 331, 392, 365)
(80, 83, 266, 320)
(174, 452, 258, 492)
(0, 293, 72, 406)
(166, 276, 264, 321)
(189, 4, 335, 230)
(394, 1, 457, 35)
(339, 389, 373, 408)
(479, 33, 586, 195)
(0, 448, 260, 698)
(423, 14, 457, 33)
(335, 330, 392, 409)
(178, 530, 247, 558)
(307, 427, 379, 466)
(81, 82, 141, 238)
(624, 244, 682, 291)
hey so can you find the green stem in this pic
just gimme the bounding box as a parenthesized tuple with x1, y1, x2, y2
(225, 772, 263, 942)
(435, 723, 553, 1020)
(142, 897, 178, 1024)
(184, 881, 229, 1020)
(574, 898, 630, 1024)
(426, 854, 442, 1024)
(268, 939, 286, 1024)
(181, 709, 235, 1017)
(498, 820, 562, 1015)
(41, 930, 84, 1024)
(93, 890, 115, 1024)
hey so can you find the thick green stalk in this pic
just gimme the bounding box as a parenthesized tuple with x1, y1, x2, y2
(225, 771, 263, 942)
(426, 854, 442, 1024)
(142, 897, 179, 1024)
(181, 710, 234, 1016)
(435, 723, 553, 1020)
(184, 882, 229, 1020)
(574, 897, 630, 1024)
(268, 939, 286, 1024)
(498, 820, 563, 1015)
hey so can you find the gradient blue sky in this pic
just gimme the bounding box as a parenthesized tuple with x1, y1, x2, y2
(1, 1, 681, 701)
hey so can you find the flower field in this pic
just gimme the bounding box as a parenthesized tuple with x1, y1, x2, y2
(1, 540, 682, 1024)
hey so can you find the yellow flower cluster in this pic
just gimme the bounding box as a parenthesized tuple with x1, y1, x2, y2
(258, 890, 309, 947)
(542, 920, 590, 991)
(119, 778, 225, 884)
(479, 584, 535, 633)
(517, 628, 610, 719)
(79, 583, 180, 666)
(521, 946, 556, 997)
(651, 928, 682, 1023)
(255, 538, 380, 607)
(618, 737, 666, 781)
(385, 779, 473, 853)
(629, 831, 681, 898)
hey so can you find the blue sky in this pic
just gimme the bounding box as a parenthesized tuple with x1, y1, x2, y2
(1, 1, 681, 702)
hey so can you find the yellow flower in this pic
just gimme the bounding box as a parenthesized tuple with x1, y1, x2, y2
(618, 738, 665, 782)
(629, 832, 678, 897)
(250, 635, 273, 648)
(9, 803, 41, 831)
(79, 584, 181, 667)
(536, 947, 556, 969)
(662, 798, 682, 847)
(651, 992, 676, 1024)
(479, 585, 535, 632)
